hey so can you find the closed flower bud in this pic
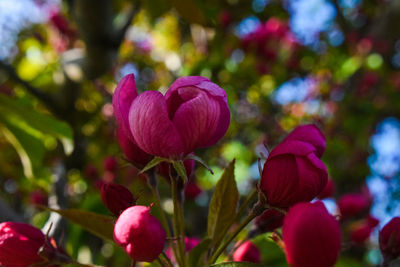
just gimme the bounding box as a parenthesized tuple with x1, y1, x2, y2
(260, 125, 328, 208)
(379, 217, 400, 260)
(122, 75, 230, 158)
(101, 183, 136, 216)
(0, 222, 46, 267)
(103, 156, 118, 173)
(338, 193, 370, 220)
(165, 237, 200, 264)
(351, 223, 373, 244)
(114, 206, 166, 262)
(233, 241, 261, 263)
(283, 201, 341, 267)
(184, 181, 202, 200)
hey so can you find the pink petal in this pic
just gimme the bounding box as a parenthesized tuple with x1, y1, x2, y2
(112, 74, 138, 140)
(129, 91, 185, 158)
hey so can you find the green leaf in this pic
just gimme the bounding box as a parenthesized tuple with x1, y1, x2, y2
(140, 156, 167, 173)
(0, 94, 73, 154)
(172, 160, 188, 183)
(168, 0, 207, 25)
(207, 160, 238, 247)
(188, 238, 212, 267)
(48, 208, 115, 241)
(186, 154, 214, 174)
(210, 262, 265, 267)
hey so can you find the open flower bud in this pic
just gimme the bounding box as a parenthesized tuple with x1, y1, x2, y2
(117, 75, 230, 159)
(260, 125, 328, 208)
(379, 217, 400, 260)
(233, 241, 261, 263)
(0, 222, 46, 267)
(338, 193, 370, 220)
(283, 201, 341, 267)
(101, 183, 135, 216)
(114, 206, 166, 262)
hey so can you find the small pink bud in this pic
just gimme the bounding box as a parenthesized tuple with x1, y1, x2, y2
(101, 183, 135, 216)
(103, 156, 118, 173)
(283, 201, 341, 267)
(233, 241, 261, 263)
(184, 181, 202, 200)
(114, 206, 166, 262)
(0, 222, 46, 267)
(351, 223, 373, 244)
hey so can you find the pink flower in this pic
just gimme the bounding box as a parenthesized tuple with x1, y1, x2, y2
(0, 222, 46, 267)
(379, 217, 400, 260)
(233, 241, 261, 263)
(114, 206, 166, 262)
(260, 124, 328, 208)
(113, 75, 152, 168)
(165, 237, 200, 264)
(351, 223, 373, 244)
(283, 202, 341, 267)
(100, 183, 136, 216)
(338, 193, 371, 220)
(114, 74, 230, 159)
(184, 181, 202, 200)
(103, 156, 118, 173)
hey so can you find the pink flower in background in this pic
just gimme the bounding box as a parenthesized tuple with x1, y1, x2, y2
(0, 222, 46, 267)
(233, 241, 261, 263)
(165, 237, 200, 264)
(114, 206, 166, 262)
(338, 193, 371, 220)
(283, 201, 341, 267)
(260, 124, 328, 208)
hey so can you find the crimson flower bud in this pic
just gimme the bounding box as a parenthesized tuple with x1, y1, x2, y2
(103, 156, 118, 173)
(379, 217, 400, 260)
(260, 125, 328, 208)
(114, 206, 166, 262)
(283, 201, 341, 267)
(351, 223, 373, 244)
(338, 193, 370, 220)
(0, 222, 46, 267)
(101, 183, 135, 216)
(184, 181, 202, 200)
(233, 241, 261, 263)
(114, 74, 230, 159)
(165, 237, 200, 264)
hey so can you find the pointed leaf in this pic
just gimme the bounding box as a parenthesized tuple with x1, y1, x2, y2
(48, 208, 115, 241)
(172, 160, 188, 183)
(207, 160, 238, 247)
(186, 154, 214, 174)
(140, 156, 167, 173)
(188, 238, 212, 267)
(210, 262, 265, 267)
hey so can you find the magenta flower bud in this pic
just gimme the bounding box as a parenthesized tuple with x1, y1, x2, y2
(233, 241, 261, 263)
(282, 124, 326, 158)
(184, 181, 202, 200)
(101, 183, 136, 216)
(117, 126, 152, 168)
(379, 217, 400, 260)
(165, 237, 200, 264)
(351, 223, 373, 244)
(114, 206, 166, 262)
(283, 202, 341, 267)
(260, 125, 328, 208)
(338, 193, 370, 220)
(0, 222, 46, 267)
(127, 76, 230, 158)
(254, 209, 285, 233)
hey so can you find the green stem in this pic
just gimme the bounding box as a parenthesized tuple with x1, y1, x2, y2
(159, 252, 174, 267)
(235, 188, 258, 223)
(170, 173, 186, 267)
(147, 171, 172, 237)
(208, 203, 264, 265)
